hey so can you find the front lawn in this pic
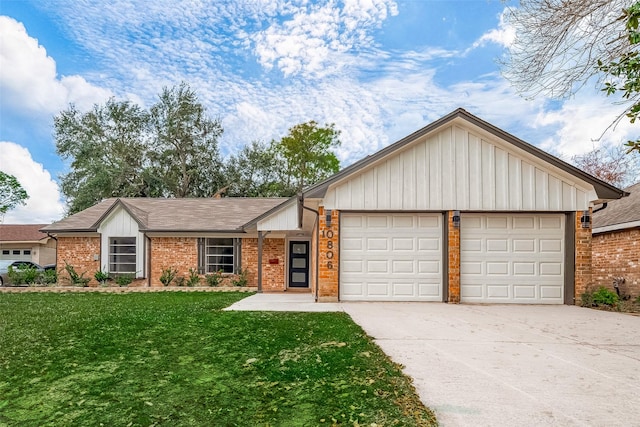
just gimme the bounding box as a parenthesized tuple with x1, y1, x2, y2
(0, 293, 436, 426)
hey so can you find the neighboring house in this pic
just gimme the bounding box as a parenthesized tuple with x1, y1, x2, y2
(0, 224, 57, 266)
(592, 182, 640, 298)
(44, 109, 626, 304)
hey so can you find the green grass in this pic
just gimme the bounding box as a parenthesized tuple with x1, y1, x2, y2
(0, 293, 436, 426)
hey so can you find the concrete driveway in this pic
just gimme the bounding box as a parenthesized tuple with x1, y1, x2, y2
(342, 303, 640, 427)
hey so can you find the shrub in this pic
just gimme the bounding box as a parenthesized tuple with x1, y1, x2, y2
(64, 262, 90, 287)
(8, 264, 40, 285)
(232, 268, 248, 287)
(205, 270, 224, 287)
(159, 267, 178, 286)
(115, 274, 134, 287)
(186, 268, 201, 287)
(39, 269, 57, 286)
(174, 276, 186, 287)
(581, 286, 619, 308)
(94, 269, 110, 287)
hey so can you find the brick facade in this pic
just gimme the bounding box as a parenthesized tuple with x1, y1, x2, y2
(317, 206, 339, 302)
(592, 228, 640, 298)
(150, 237, 198, 286)
(447, 211, 461, 303)
(242, 238, 285, 291)
(574, 210, 593, 299)
(57, 236, 101, 286)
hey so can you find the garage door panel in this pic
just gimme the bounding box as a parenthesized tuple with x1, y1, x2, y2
(366, 238, 388, 250)
(340, 213, 443, 301)
(487, 239, 508, 252)
(514, 285, 536, 299)
(487, 285, 510, 298)
(513, 239, 535, 252)
(392, 260, 415, 273)
(392, 237, 414, 251)
(461, 214, 564, 304)
(418, 237, 440, 251)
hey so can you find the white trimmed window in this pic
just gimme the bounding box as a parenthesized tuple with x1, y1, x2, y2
(109, 237, 136, 274)
(199, 238, 240, 274)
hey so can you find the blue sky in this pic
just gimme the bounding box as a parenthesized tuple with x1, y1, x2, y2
(0, 0, 635, 223)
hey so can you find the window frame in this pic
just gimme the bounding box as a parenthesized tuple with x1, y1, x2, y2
(109, 236, 137, 275)
(198, 238, 241, 274)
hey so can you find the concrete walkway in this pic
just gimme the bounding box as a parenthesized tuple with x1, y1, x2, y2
(226, 295, 640, 426)
(224, 292, 344, 312)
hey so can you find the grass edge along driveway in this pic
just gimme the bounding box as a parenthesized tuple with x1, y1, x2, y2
(0, 292, 436, 426)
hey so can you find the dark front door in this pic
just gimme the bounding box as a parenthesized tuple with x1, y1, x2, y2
(289, 241, 309, 288)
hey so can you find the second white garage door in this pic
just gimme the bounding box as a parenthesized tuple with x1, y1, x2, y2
(460, 214, 565, 304)
(340, 213, 443, 301)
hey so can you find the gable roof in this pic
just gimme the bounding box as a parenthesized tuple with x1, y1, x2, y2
(0, 224, 50, 242)
(41, 197, 287, 233)
(304, 108, 627, 202)
(593, 182, 640, 232)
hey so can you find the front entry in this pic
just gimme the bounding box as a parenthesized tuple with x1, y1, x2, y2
(289, 241, 309, 288)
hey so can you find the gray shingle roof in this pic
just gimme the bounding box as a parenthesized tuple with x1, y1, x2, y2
(0, 224, 50, 242)
(41, 198, 287, 233)
(593, 182, 640, 231)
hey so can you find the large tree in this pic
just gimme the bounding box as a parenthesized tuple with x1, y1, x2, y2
(274, 121, 341, 194)
(149, 83, 224, 198)
(55, 83, 224, 214)
(0, 171, 28, 218)
(55, 99, 151, 214)
(503, 0, 630, 100)
(503, 0, 640, 154)
(224, 141, 291, 197)
(572, 145, 640, 186)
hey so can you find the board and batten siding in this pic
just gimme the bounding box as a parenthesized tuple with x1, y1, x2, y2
(97, 207, 145, 277)
(257, 199, 319, 232)
(322, 125, 596, 211)
(258, 201, 298, 231)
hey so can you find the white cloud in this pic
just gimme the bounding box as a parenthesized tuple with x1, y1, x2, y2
(469, 8, 515, 51)
(251, 0, 398, 77)
(0, 16, 112, 116)
(534, 91, 637, 158)
(0, 142, 64, 224)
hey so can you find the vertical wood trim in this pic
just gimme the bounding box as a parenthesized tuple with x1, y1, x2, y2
(564, 213, 575, 305)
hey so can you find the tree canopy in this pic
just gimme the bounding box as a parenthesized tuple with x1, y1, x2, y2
(275, 121, 341, 194)
(55, 83, 342, 213)
(55, 83, 226, 214)
(0, 171, 28, 218)
(503, 0, 640, 154)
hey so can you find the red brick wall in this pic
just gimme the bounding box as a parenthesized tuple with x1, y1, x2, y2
(310, 219, 318, 297)
(242, 238, 285, 291)
(57, 236, 100, 286)
(150, 237, 197, 286)
(317, 206, 339, 302)
(447, 211, 461, 303)
(592, 228, 640, 298)
(575, 209, 593, 299)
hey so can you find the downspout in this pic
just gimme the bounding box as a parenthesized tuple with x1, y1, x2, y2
(301, 203, 320, 303)
(592, 202, 608, 214)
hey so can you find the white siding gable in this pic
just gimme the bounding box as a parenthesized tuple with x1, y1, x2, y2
(97, 206, 145, 277)
(258, 201, 299, 231)
(323, 123, 596, 211)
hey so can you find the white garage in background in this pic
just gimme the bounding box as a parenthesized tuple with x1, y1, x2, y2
(340, 213, 442, 301)
(460, 214, 565, 304)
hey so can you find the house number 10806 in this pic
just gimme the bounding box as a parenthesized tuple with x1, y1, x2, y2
(322, 230, 334, 269)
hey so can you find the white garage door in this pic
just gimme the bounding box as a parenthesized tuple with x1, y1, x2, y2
(461, 214, 565, 304)
(340, 213, 443, 301)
